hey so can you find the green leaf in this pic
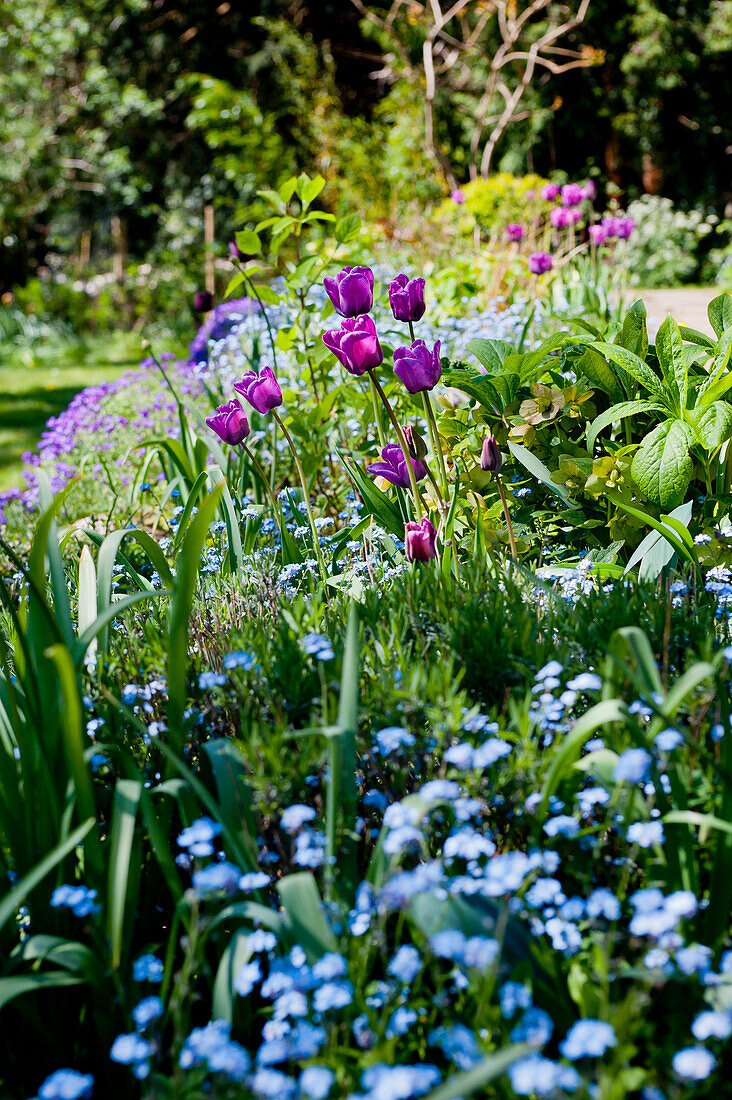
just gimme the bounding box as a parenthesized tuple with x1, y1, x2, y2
(224, 271, 246, 298)
(234, 229, 261, 255)
(609, 493, 698, 573)
(441, 368, 518, 413)
(576, 347, 624, 402)
(590, 342, 665, 399)
(539, 700, 629, 817)
(296, 173, 325, 208)
(278, 177, 298, 204)
(619, 299, 649, 361)
(334, 214, 361, 243)
(624, 500, 693, 582)
(76, 546, 97, 663)
(466, 338, 516, 374)
(688, 401, 732, 451)
(507, 442, 577, 508)
(655, 315, 688, 413)
(0, 972, 83, 1011)
(167, 486, 224, 754)
(213, 930, 252, 1024)
(709, 293, 732, 338)
(0, 819, 94, 936)
(631, 419, 694, 508)
(276, 873, 337, 961)
(424, 1045, 531, 1100)
(586, 399, 664, 452)
(106, 779, 142, 969)
(664, 811, 732, 838)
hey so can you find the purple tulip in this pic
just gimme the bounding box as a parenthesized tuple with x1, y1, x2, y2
(193, 290, 213, 312)
(323, 266, 374, 318)
(550, 207, 573, 229)
(228, 240, 246, 261)
(601, 216, 635, 241)
(205, 398, 250, 446)
(367, 444, 427, 488)
(389, 274, 426, 323)
(233, 366, 283, 413)
(528, 251, 553, 275)
(404, 518, 437, 562)
(615, 216, 635, 240)
(451, 189, 466, 205)
(480, 434, 503, 474)
(589, 223, 608, 245)
(505, 223, 524, 242)
(541, 183, 560, 201)
(322, 316, 383, 376)
(581, 180, 597, 201)
(560, 183, 584, 207)
(393, 339, 442, 394)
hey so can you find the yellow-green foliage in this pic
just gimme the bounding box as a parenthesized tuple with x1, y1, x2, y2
(435, 172, 553, 237)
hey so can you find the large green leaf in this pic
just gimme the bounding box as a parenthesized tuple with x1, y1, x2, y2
(709, 293, 732, 338)
(623, 500, 693, 582)
(631, 419, 694, 508)
(441, 367, 519, 413)
(589, 342, 665, 400)
(688, 401, 732, 451)
(106, 779, 142, 968)
(586, 399, 664, 452)
(655, 315, 688, 413)
(466, 338, 516, 374)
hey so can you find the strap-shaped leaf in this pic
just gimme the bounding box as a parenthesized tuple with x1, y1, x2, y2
(586, 399, 664, 452)
(631, 419, 694, 508)
(655, 315, 688, 413)
(507, 441, 577, 508)
(590, 342, 665, 399)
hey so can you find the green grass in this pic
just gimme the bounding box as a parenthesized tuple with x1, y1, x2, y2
(0, 332, 145, 490)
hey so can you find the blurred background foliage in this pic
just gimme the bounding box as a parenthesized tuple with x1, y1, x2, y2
(1, 0, 731, 299)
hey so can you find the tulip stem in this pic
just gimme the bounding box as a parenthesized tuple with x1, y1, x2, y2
(367, 371, 424, 520)
(240, 442, 279, 515)
(422, 391, 449, 497)
(495, 474, 518, 564)
(272, 409, 330, 590)
(368, 374, 388, 451)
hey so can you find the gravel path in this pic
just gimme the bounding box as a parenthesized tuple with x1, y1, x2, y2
(624, 287, 720, 337)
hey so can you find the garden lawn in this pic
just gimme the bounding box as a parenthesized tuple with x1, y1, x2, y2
(0, 332, 147, 490)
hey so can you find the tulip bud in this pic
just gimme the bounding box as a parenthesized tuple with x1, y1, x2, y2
(480, 434, 503, 474)
(404, 425, 428, 461)
(404, 518, 437, 562)
(193, 290, 214, 312)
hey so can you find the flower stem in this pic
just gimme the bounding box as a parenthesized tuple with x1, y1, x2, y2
(495, 474, 518, 563)
(272, 409, 329, 588)
(240, 441, 279, 514)
(422, 390, 449, 497)
(368, 370, 424, 520)
(368, 374, 388, 451)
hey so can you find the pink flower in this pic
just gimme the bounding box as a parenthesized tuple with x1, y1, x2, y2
(560, 183, 584, 207)
(505, 223, 524, 242)
(589, 224, 608, 245)
(550, 207, 572, 229)
(541, 183, 560, 201)
(233, 366, 283, 413)
(205, 398, 250, 445)
(404, 518, 437, 562)
(322, 316, 384, 376)
(528, 251, 553, 275)
(451, 189, 466, 205)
